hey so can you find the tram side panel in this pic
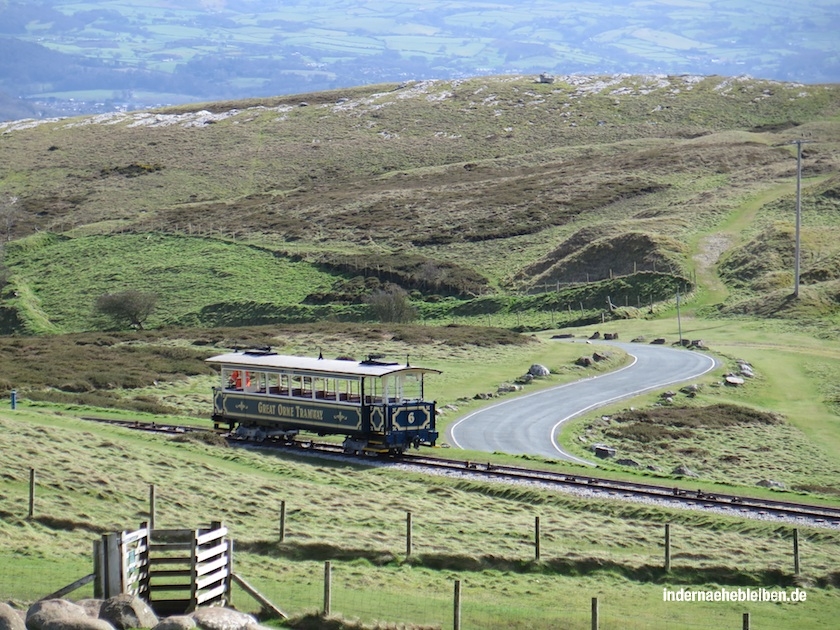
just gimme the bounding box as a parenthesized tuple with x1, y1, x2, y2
(212, 389, 437, 449)
(212, 389, 367, 437)
(387, 403, 438, 448)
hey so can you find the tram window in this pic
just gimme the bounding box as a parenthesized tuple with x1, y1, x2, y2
(224, 369, 243, 390)
(244, 371, 261, 393)
(316, 377, 338, 400)
(340, 378, 360, 403)
(291, 374, 303, 396)
(268, 373, 281, 395)
(367, 378, 382, 404)
(301, 376, 314, 398)
(402, 373, 422, 401)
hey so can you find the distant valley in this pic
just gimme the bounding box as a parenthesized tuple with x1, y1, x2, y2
(0, 0, 838, 120)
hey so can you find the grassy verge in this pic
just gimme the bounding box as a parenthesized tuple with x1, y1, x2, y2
(545, 317, 840, 501)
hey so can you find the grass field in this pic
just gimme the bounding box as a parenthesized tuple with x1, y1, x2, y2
(2, 405, 839, 629)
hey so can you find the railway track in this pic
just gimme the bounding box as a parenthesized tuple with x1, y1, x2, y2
(82, 416, 840, 528)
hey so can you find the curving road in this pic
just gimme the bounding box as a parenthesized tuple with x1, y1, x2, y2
(447, 341, 718, 465)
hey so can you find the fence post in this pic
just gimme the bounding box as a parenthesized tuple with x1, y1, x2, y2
(279, 500, 286, 543)
(93, 539, 103, 598)
(793, 529, 800, 575)
(190, 529, 199, 611)
(323, 561, 332, 616)
(591, 596, 599, 630)
(406, 511, 412, 557)
(28, 468, 35, 519)
(534, 516, 541, 561)
(453, 580, 462, 630)
(227, 538, 234, 607)
(103, 532, 121, 598)
(743, 611, 750, 630)
(665, 523, 671, 572)
(149, 484, 156, 530)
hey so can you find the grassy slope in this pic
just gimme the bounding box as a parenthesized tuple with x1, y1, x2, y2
(1, 75, 839, 334)
(553, 317, 840, 496)
(2, 409, 839, 629)
(3, 234, 336, 331)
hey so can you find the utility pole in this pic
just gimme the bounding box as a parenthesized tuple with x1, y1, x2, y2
(676, 290, 682, 346)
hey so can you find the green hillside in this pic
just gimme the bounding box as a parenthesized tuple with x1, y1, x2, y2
(1, 74, 839, 334)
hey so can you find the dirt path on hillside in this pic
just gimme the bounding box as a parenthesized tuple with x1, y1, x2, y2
(693, 233, 735, 302)
(691, 182, 799, 306)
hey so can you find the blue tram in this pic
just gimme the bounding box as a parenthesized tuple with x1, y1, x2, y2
(206, 349, 440, 453)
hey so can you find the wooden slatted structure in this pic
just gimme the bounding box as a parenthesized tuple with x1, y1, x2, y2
(147, 522, 231, 615)
(95, 522, 232, 615)
(96, 524, 151, 599)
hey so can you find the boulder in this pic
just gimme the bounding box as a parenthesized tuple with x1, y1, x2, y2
(151, 618, 196, 630)
(592, 352, 610, 362)
(528, 364, 550, 377)
(190, 609, 262, 630)
(0, 603, 26, 630)
(650, 338, 666, 345)
(497, 383, 523, 394)
(575, 356, 592, 367)
(589, 331, 601, 340)
(672, 464, 699, 478)
(74, 604, 102, 621)
(592, 444, 616, 459)
(99, 595, 158, 630)
(616, 458, 641, 467)
(26, 600, 115, 630)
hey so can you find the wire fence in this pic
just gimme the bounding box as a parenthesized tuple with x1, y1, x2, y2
(0, 555, 810, 630)
(1, 471, 829, 629)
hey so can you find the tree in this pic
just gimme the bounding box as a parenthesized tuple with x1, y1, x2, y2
(365, 284, 417, 323)
(95, 290, 158, 330)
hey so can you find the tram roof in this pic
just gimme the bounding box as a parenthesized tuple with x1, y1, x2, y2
(206, 351, 441, 378)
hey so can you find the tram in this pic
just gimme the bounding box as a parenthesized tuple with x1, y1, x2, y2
(206, 349, 440, 453)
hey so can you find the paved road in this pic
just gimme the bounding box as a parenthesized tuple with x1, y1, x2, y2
(447, 341, 718, 465)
